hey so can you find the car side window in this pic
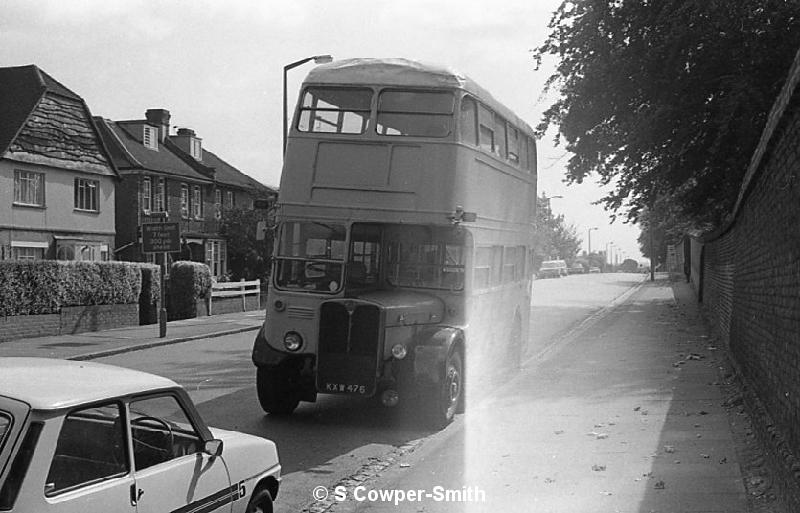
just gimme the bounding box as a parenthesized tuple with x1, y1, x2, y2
(129, 395, 202, 471)
(45, 403, 127, 496)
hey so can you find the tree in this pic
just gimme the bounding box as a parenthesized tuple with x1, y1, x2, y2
(636, 193, 705, 266)
(219, 207, 273, 281)
(535, 193, 582, 266)
(534, 0, 800, 226)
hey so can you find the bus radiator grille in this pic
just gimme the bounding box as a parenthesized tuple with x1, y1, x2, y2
(316, 302, 380, 396)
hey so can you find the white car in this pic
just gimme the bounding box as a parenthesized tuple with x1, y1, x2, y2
(0, 358, 280, 512)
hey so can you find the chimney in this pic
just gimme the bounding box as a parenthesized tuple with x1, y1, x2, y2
(145, 109, 170, 142)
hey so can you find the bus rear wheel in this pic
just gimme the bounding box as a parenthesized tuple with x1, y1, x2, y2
(256, 367, 300, 415)
(426, 350, 463, 429)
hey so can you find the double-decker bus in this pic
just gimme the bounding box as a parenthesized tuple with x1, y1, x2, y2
(252, 58, 537, 426)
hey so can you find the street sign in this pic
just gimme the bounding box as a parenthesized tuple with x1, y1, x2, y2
(142, 222, 181, 253)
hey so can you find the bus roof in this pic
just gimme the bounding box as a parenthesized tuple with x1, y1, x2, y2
(305, 58, 536, 138)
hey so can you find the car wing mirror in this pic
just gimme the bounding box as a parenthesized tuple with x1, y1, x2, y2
(203, 439, 223, 457)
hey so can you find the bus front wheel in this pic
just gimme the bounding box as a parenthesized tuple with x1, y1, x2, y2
(256, 367, 300, 415)
(425, 350, 463, 429)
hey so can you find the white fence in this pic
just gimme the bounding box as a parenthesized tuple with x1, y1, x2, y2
(209, 279, 261, 315)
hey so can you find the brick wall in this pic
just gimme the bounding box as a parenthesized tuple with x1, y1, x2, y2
(696, 49, 800, 509)
(0, 314, 61, 342)
(0, 304, 139, 342)
(61, 304, 139, 335)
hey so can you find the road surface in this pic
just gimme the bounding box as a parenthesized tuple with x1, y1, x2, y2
(97, 272, 649, 512)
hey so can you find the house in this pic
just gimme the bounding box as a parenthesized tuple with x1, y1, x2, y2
(0, 65, 117, 261)
(94, 109, 276, 278)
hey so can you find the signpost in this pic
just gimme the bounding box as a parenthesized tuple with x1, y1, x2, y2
(142, 221, 181, 337)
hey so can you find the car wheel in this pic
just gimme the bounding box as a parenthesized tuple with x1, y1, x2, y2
(256, 367, 300, 415)
(426, 350, 463, 429)
(245, 487, 273, 513)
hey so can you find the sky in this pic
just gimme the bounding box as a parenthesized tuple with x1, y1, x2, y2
(1, 0, 645, 262)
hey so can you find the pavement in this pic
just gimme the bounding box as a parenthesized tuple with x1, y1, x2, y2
(0, 309, 264, 361)
(325, 277, 759, 513)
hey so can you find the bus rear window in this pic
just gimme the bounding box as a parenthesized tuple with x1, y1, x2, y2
(298, 87, 371, 134)
(377, 90, 454, 137)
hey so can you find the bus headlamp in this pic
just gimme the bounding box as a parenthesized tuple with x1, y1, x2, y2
(283, 332, 303, 352)
(391, 343, 407, 360)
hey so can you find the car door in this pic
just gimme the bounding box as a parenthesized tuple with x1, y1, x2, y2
(127, 393, 232, 513)
(39, 402, 135, 513)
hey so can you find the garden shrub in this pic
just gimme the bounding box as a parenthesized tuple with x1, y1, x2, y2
(139, 264, 161, 325)
(168, 261, 212, 320)
(0, 260, 145, 316)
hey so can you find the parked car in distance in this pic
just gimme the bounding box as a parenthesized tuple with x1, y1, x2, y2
(589, 267, 601, 273)
(0, 358, 281, 513)
(538, 259, 568, 278)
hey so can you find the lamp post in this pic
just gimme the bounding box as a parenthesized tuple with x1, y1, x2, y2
(283, 54, 333, 155)
(587, 227, 598, 254)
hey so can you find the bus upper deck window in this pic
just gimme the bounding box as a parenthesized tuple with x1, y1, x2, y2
(459, 97, 478, 146)
(508, 126, 520, 164)
(376, 90, 454, 137)
(478, 104, 494, 153)
(494, 113, 508, 158)
(297, 87, 372, 134)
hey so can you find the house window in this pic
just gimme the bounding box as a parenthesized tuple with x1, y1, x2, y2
(226, 191, 234, 208)
(192, 185, 202, 219)
(11, 243, 46, 261)
(205, 240, 226, 278)
(74, 178, 99, 211)
(180, 184, 189, 218)
(56, 242, 109, 262)
(215, 189, 222, 220)
(142, 177, 152, 212)
(190, 138, 202, 160)
(154, 178, 166, 212)
(143, 125, 158, 150)
(13, 170, 44, 206)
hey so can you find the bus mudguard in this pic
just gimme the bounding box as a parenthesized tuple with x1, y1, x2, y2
(413, 326, 463, 385)
(252, 324, 290, 368)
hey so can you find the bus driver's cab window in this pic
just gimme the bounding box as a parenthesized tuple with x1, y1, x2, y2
(274, 222, 346, 293)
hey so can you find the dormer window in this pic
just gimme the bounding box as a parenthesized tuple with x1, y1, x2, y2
(190, 138, 202, 160)
(143, 125, 158, 150)
(174, 128, 202, 161)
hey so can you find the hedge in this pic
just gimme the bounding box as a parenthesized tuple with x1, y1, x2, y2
(138, 264, 161, 325)
(168, 261, 211, 320)
(0, 261, 145, 317)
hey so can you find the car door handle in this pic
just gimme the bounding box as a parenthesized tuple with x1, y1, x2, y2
(130, 484, 144, 506)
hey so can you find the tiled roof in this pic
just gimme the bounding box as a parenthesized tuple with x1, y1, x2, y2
(98, 113, 276, 195)
(0, 64, 115, 176)
(0, 66, 42, 155)
(200, 148, 276, 195)
(97, 119, 213, 183)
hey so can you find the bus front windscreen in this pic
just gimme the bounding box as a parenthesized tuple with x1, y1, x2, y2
(274, 221, 346, 293)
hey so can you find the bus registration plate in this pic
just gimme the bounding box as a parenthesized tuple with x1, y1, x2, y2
(324, 383, 367, 394)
